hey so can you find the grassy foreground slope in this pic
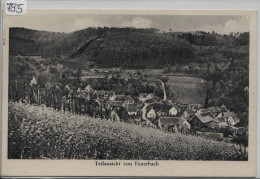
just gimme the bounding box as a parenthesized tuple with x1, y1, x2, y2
(8, 102, 247, 160)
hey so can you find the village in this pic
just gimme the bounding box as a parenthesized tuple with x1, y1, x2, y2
(9, 69, 247, 145)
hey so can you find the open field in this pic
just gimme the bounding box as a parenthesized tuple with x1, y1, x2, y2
(166, 76, 206, 105)
(8, 102, 247, 160)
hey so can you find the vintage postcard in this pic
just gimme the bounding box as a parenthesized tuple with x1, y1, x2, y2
(1, 10, 257, 177)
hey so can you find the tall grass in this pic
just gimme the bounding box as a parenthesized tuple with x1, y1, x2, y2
(8, 102, 247, 160)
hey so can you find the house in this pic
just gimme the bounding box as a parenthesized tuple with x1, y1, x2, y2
(107, 73, 113, 80)
(64, 84, 70, 91)
(216, 110, 239, 125)
(125, 95, 134, 104)
(147, 107, 156, 119)
(159, 117, 190, 129)
(193, 66, 200, 73)
(188, 104, 203, 111)
(196, 109, 215, 118)
(182, 108, 196, 120)
(244, 86, 249, 92)
(216, 121, 229, 128)
(109, 93, 123, 101)
(189, 113, 215, 130)
(204, 120, 219, 129)
(84, 85, 93, 93)
(207, 106, 221, 116)
(169, 106, 180, 116)
(109, 94, 125, 107)
(138, 93, 155, 102)
(151, 103, 171, 117)
(109, 94, 134, 108)
(177, 103, 188, 113)
(182, 65, 190, 73)
(124, 103, 139, 116)
(122, 97, 135, 109)
(30, 77, 37, 86)
(220, 104, 228, 112)
(109, 101, 123, 107)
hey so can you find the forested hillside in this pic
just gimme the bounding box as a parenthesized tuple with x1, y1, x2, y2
(9, 27, 249, 69)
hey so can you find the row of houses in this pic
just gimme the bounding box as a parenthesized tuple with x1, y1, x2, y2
(144, 102, 240, 133)
(91, 86, 241, 134)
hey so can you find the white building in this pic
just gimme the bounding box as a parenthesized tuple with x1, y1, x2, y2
(147, 107, 156, 119)
(169, 106, 178, 116)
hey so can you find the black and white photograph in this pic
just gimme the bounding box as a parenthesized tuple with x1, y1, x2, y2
(5, 11, 253, 162)
(1, 10, 258, 177)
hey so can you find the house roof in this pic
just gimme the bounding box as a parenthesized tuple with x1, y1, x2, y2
(160, 117, 188, 126)
(178, 104, 188, 111)
(139, 93, 148, 98)
(206, 111, 215, 118)
(125, 95, 134, 101)
(114, 95, 126, 101)
(138, 93, 155, 101)
(217, 122, 229, 128)
(198, 109, 207, 113)
(218, 110, 240, 123)
(109, 101, 124, 107)
(204, 120, 218, 129)
(222, 111, 238, 119)
(188, 104, 203, 110)
(84, 85, 92, 91)
(216, 116, 226, 123)
(185, 108, 195, 116)
(152, 103, 171, 112)
(207, 106, 221, 114)
(124, 103, 138, 112)
(171, 105, 180, 112)
(195, 114, 214, 124)
(198, 109, 215, 118)
(64, 84, 70, 90)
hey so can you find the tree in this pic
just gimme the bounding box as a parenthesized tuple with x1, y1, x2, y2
(182, 65, 190, 74)
(37, 74, 48, 88)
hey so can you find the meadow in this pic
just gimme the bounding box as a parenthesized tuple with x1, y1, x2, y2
(166, 76, 206, 105)
(8, 102, 247, 160)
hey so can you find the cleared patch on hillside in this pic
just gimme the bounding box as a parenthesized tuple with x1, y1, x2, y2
(166, 75, 206, 105)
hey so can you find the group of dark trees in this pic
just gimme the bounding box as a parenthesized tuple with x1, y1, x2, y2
(176, 31, 249, 46)
(205, 58, 249, 126)
(10, 27, 249, 70)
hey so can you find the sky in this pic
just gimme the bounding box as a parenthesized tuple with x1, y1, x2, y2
(9, 14, 250, 34)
